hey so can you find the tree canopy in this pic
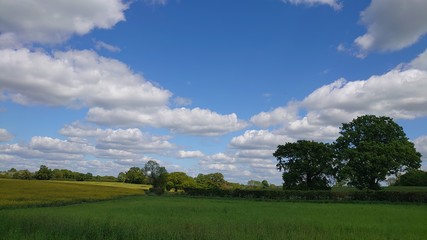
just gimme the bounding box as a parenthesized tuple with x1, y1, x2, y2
(334, 115, 421, 190)
(274, 140, 335, 190)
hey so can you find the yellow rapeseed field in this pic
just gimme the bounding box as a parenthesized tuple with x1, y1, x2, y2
(0, 179, 148, 208)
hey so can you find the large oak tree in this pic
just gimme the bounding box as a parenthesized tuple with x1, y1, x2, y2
(274, 140, 335, 190)
(334, 115, 421, 190)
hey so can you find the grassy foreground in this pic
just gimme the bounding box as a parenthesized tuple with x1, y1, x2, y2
(1, 196, 426, 240)
(0, 179, 147, 208)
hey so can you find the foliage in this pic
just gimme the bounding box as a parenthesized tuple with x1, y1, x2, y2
(144, 160, 168, 190)
(124, 167, 146, 184)
(12, 170, 32, 180)
(274, 140, 335, 190)
(334, 115, 422, 190)
(34, 165, 53, 180)
(195, 173, 226, 189)
(395, 170, 427, 186)
(166, 172, 196, 191)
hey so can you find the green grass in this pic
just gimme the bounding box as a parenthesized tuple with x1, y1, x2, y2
(0, 196, 426, 240)
(0, 179, 146, 208)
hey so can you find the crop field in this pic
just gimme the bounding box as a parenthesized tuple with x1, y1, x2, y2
(0, 179, 147, 208)
(1, 179, 426, 239)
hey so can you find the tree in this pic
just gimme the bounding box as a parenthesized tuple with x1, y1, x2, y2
(261, 180, 269, 188)
(274, 140, 335, 190)
(166, 172, 196, 191)
(34, 165, 53, 180)
(394, 170, 427, 186)
(117, 172, 126, 182)
(247, 180, 262, 188)
(195, 173, 226, 189)
(125, 167, 145, 184)
(144, 161, 168, 190)
(334, 115, 421, 190)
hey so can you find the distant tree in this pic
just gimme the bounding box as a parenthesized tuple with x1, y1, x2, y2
(274, 140, 335, 190)
(261, 180, 269, 188)
(125, 167, 145, 184)
(12, 169, 32, 180)
(34, 165, 53, 180)
(334, 115, 422, 190)
(247, 180, 262, 188)
(166, 172, 196, 191)
(117, 172, 126, 182)
(144, 161, 168, 190)
(394, 170, 427, 186)
(195, 173, 226, 189)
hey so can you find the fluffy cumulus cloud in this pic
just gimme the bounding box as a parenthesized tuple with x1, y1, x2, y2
(250, 102, 299, 128)
(60, 123, 176, 154)
(0, 124, 179, 175)
(87, 107, 247, 136)
(0, 48, 246, 136)
(177, 150, 204, 159)
(196, 130, 289, 184)
(283, 0, 342, 10)
(0, 129, 13, 142)
(355, 0, 427, 53)
(0, 48, 171, 108)
(250, 49, 427, 142)
(0, 0, 128, 47)
(229, 130, 291, 150)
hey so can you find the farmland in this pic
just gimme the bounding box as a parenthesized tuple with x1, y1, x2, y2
(1, 180, 427, 239)
(0, 179, 148, 208)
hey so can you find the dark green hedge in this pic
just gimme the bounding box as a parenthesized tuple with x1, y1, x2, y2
(183, 188, 427, 203)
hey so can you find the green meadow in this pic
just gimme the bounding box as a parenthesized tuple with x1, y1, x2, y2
(1, 179, 427, 239)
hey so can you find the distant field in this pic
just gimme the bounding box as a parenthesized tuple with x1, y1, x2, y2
(0, 179, 147, 208)
(1, 196, 426, 240)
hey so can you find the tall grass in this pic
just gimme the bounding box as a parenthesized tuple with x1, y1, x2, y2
(0, 179, 146, 208)
(1, 196, 426, 239)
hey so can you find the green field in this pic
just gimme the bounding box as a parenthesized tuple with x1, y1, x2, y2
(1, 196, 427, 240)
(0, 179, 147, 208)
(1, 179, 427, 239)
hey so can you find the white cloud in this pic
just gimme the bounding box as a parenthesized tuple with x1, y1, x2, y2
(229, 130, 291, 150)
(354, 0, 427, 53)
(251, 48, 427, 142)
(60, 123, 175, 155)
(250, 102, 299, 128)
(29, 136, 95, 155)
(283, 0, 342, 10)
(414, 136, 427, 170)
(302, 69, 427, 120)
(178, 150, 204, 159)
(0, 48, 171, 108)
(87, 107, 248, 136)
(0, 129, 13, 142)
(0, 0, 128, 47)
(0, 48, 246, 136)
(94, 40, 121, 53)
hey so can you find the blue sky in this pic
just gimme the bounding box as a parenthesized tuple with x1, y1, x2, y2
(1, 0, 427, 184)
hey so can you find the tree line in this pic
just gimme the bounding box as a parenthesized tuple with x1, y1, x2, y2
(1, 115, 424, 192)
(274, 115, 423, 190)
